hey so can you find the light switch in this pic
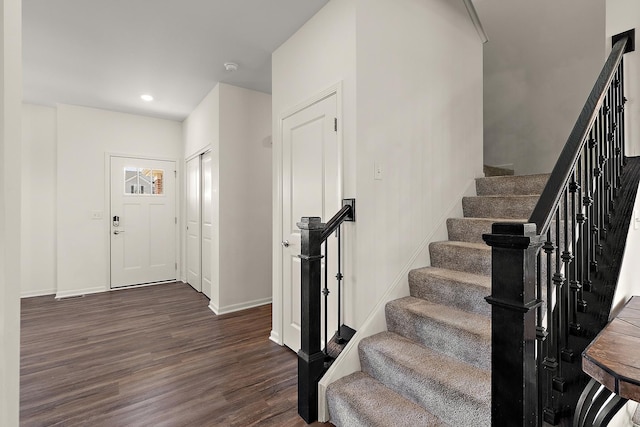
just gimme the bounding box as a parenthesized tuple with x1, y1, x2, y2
(374, 161, 383, 180)
(90, 211, 103, 220)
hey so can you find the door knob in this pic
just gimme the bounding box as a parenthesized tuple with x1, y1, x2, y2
(281, 240, 290, 247)
(113, 230, 125, 235)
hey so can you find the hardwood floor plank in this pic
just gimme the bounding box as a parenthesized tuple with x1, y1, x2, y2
(21, 283, 333, 426)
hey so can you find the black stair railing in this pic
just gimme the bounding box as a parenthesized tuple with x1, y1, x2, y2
(484, 32, 634, 426)
(298, 199, 356, 424)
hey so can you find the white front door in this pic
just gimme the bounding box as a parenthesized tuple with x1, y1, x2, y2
(186, 156, 202, 292)
(282, 93, 340, 351)
(110, 156, 176, 288)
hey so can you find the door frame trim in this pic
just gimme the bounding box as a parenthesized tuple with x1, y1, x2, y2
(105, 153, 179, 290)
(271, 82, 343, 346)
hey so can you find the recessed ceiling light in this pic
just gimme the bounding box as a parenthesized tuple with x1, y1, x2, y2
(141, 94, 154, 102)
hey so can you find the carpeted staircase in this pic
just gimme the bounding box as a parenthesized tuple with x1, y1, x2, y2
(326, 173, 550, 426)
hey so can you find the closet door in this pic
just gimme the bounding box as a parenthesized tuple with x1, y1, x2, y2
(185, 156, 201, 292)
(201, 151, 213, 299)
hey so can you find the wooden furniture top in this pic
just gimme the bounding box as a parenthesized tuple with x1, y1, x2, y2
(583, 296, 640, 402)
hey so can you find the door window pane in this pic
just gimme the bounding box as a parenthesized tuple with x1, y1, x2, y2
(152, 170, 164, 195)
(124, 168, 164, 195)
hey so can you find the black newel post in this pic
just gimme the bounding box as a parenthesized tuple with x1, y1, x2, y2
(484, 222, 543, 427)
(297, 217, 325, 424)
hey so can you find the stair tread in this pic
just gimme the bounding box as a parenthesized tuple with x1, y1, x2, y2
(430, 240, 490, 251)
(448, 216, 528, 222)
(475, 173, 550, 196)
(360, 331, 490, 425)
(478, 173, 550, 180)
(410, 266, 490, 289)
(447, 217, 528, 243)
(386, 297, 490, 369)
(462, 195, 539, 219)
(465, 194, 541, 199)
(327, 371, 446, 427)
(408, 267, 491, 316)
(429, 240, 491, 276)
(388, 296, 490, 339)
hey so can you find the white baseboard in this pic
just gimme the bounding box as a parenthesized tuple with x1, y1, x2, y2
(209, 297, 272, 315)
(55, 286, 106, 299)
(208, 301, 220, 315)
(269, 330, 282, 345)
(316, 178, 477, 422)
(21, 289, 57, 298)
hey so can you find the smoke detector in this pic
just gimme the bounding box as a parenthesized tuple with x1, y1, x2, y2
(224, 62, 238, 72)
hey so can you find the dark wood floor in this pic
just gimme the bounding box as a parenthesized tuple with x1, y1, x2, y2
(21, 283, 333, 427)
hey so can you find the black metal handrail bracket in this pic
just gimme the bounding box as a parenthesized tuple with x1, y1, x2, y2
(484, 32, 632, 427)
(297, 199, 355, 424)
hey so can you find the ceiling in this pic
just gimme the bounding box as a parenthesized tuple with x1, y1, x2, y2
(22, 0, 329, 121)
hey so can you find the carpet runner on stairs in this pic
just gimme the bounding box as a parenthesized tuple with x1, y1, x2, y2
(326, 173, 549, 426)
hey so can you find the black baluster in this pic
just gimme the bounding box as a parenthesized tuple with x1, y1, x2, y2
(613, 73, 622, 191)
(536, 250, 547, 421)
(323, 240, 329, 357)
(577, 151, 588, 311)
(543, 229, 558, 423)
(618, 58, 627, 165)
(596, 107, 605, 254)
(335, 226, 344, 343)
(587, 128, 597, 284)
(553, 199, 572, 386)
(606, 88, 614, 216)
(569, 169, 582, 334)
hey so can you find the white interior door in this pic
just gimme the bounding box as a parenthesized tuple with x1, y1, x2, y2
(186, 156, 202, 292)
(201, 151, 213, 300)
(282, 93, 340, 352)
(110, 156, 176, 288)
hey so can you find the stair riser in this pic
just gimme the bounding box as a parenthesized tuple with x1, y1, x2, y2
(447, 218, 501, 243)
(462, 196, 539, 219)
(409, 269, 490, 317)
(359, 342, 490, 426)
(327, 372, 444, 427)
(386, 303, 490, 370)
(429, 243, 491, 276)
(475, 174, 549, 196)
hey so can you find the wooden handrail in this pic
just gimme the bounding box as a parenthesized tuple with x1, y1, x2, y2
(321, 202, 354, 242)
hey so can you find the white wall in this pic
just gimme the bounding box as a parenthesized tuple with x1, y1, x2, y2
(21, 104, 56, 297)
(183, 83, 272, 314)
(271, 0, 357, 343)
(56, 104, 182, 297)
(354, 0, 483, 326)
(183, 85, 220, 160)
(607, 0, 640, 157)
(0, 0, 22, 423)
(478, 0, 606, 175)
(218, 84, 272, 311)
